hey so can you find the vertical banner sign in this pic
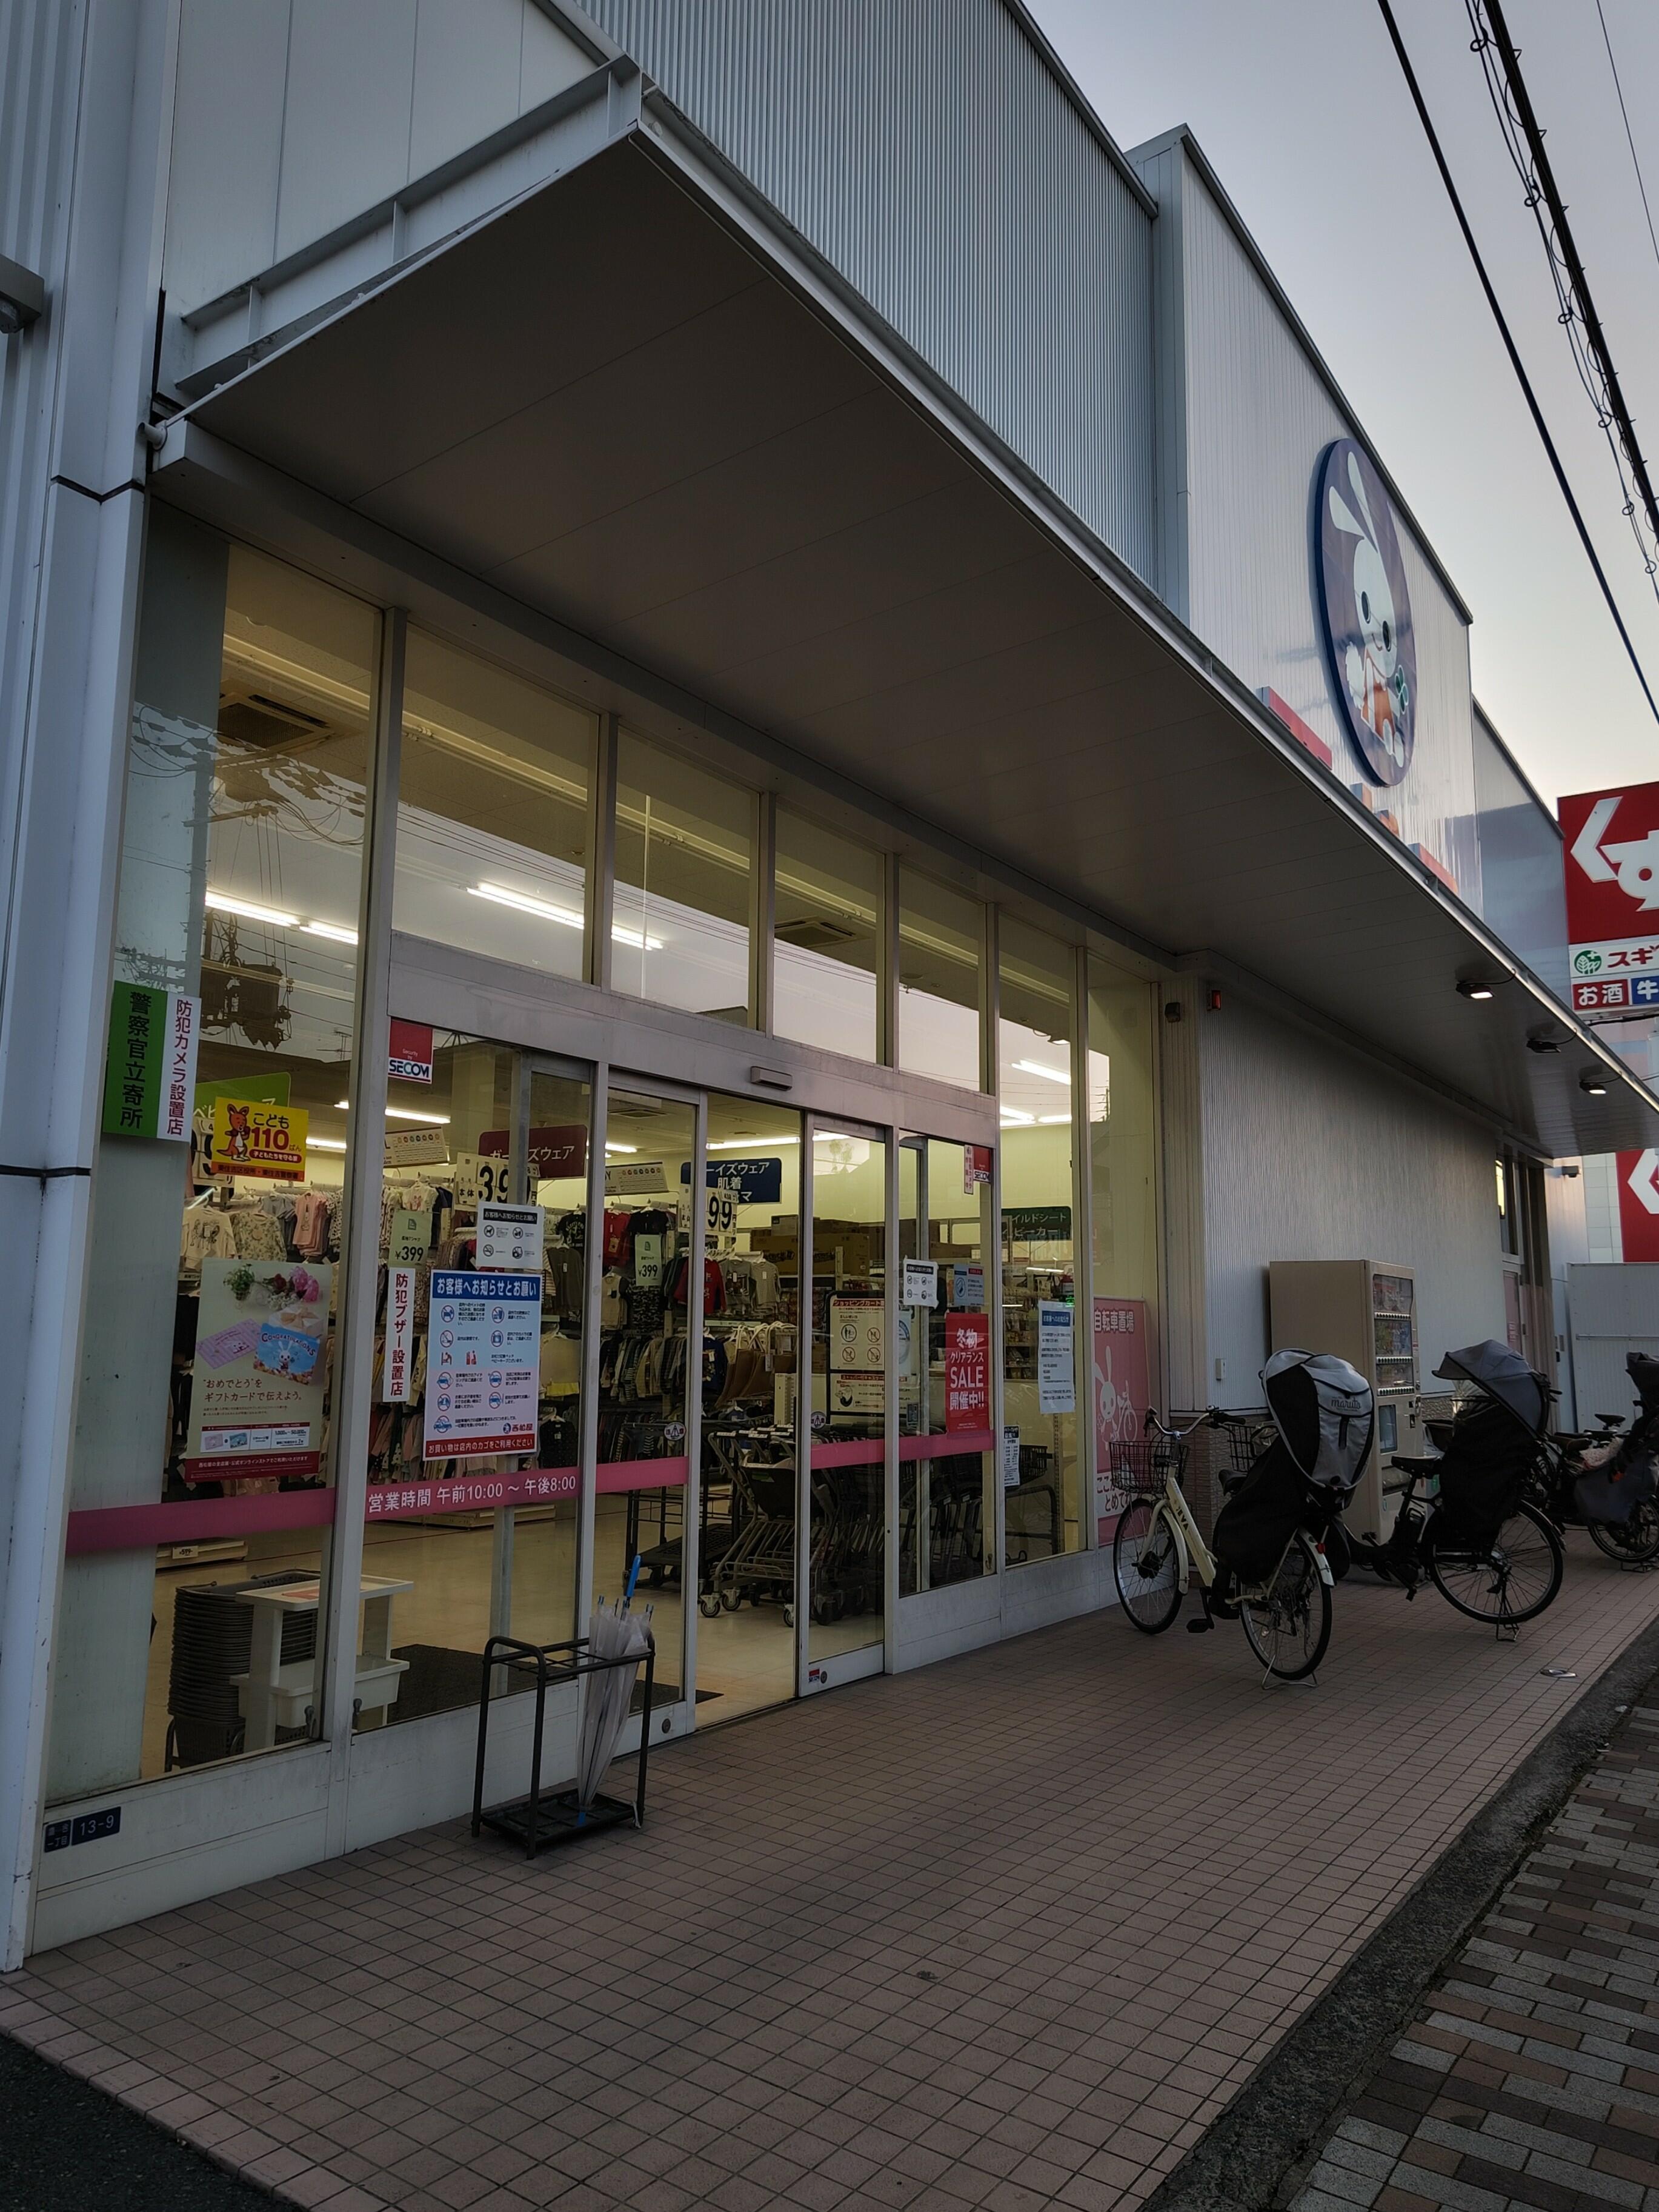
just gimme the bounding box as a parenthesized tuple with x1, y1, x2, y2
(102, 982, 199, 1140)
(1092, 1297, 1151, 1536)
(1561, 782, 1659, 1020)
(387, 1017, 434, 1083)
(424, 1270, 539, 1459)
(384, 1267, 416, 1401)
(963, 1145, 993, 1193)
(945, 1312, 991, 1433)
(1616, 1149, 1659, 1263)
(1037, 1300, 1076, 1415)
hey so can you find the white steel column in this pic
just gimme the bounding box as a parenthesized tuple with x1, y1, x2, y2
(0, 0, 178, 1971)
(321, 609, 405, 1837)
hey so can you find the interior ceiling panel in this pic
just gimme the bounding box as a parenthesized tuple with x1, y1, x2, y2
(179, 127, 1657, 1157)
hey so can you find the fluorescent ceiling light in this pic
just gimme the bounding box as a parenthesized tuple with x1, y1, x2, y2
(337, 1100, 452, 1125)
(1036, 1114, 1072, 1125)
(470, 881, 662, 952)
(708, 1134, 800, 1151)
(470, 881, 582, 930)
(205, 888, 298, 929)
(1000, 1108, 1036, 1126)
(604, 1142, 638, 1155)
(1014, 1058, 1071, 1086)
(306, 1137, 348, 1152)
(301, 919, 359, 945)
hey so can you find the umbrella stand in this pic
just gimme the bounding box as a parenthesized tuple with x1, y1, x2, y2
(470, 1629, 656, 1859)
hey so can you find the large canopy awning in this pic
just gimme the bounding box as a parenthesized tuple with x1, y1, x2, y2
(160, 74, 1658, 1158)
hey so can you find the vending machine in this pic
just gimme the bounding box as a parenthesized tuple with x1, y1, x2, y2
(1268, 1260, 1423, 1541)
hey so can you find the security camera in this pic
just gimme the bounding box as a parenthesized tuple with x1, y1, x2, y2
(0, 253, 45, 337)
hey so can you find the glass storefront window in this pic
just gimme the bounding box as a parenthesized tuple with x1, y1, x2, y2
(773, 809, 883, 1062)
(898, 870, 984, 1090)
(362, 1037, 589, 1729)
(998, 918, 1080, 1563)
(810, 1125, 889, 1658)
(613, 732, 753, 1021)
(1086, 960, 1159, 1532)
(50, 520, 376, 1801)
(393, 629, 597, 978)
(899, 1138, 994, 1595)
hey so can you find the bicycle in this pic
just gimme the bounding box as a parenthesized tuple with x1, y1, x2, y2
(1111, 1407, 1335, 1681)
(1375, 1455, 1563, 1626)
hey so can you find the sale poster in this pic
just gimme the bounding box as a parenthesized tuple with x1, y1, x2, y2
(185, 1258, 332, 1480)
(424, 1270, 540, 1460)
(945, 1312, 991, 1433)
(1092, 1297, 1150, 1535)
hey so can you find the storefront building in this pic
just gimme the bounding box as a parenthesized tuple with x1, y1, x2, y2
(2, 0, 1654, 1962)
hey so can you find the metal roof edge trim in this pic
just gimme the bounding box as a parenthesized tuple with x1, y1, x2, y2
(1126, 122, 1474, 629)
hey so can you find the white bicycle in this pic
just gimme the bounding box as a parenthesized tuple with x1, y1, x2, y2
(1110, 1408, 1334, 1681)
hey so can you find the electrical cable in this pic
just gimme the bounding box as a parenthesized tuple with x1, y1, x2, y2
(1374, 0, 1659, 729)
(1470, 1, 1659, 596)
(1593, 0, 1659, 288)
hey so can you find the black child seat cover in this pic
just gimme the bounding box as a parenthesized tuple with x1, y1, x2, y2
(1211, 1350, 1373, 1586)
(1574, 1350, 1659, 1523)
(1428, 1340, 1548, 1544)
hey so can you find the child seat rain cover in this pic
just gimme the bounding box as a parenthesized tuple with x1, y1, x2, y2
(1429, 1340, 1546, 1544)
(1211, 1352, 1373, 1586)
(1627, 1352, 1659, 1420)
(1577, 1353, 1659, 1521)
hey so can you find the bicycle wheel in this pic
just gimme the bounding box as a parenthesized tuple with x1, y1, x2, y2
(1588, 1501, 1659, 1566)
(1239, 1532, 1331, 1680)
(1113, 1496, 1183, 1633)
(1428, 1501, 1563, 1626)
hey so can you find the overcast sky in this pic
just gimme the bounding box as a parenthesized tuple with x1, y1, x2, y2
(1027, 0, 1659, 812)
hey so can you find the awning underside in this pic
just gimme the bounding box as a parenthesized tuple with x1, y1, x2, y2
(179, 127, 1655, 1157)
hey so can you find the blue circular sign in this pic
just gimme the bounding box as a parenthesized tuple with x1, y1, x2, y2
(1315, 439, 1416, 786)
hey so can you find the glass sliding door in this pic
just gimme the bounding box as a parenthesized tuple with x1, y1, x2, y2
(694, 1093, 801, 1721)
(593, 1080, 697, 1709)
(808, 1121, 889, 1666)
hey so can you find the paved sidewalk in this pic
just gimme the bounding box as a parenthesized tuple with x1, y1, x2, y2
(5, 1544, 1659, 2212)
(1291, 1685, 1659, 2212)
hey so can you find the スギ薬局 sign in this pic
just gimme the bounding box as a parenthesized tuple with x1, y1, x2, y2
(1561, 782, 1659, 1021)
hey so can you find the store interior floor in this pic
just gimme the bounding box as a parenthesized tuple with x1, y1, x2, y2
(139, 1491, 880, 1778)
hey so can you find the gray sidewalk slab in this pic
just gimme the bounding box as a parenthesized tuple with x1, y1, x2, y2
(5, 1540, 1659, 2212)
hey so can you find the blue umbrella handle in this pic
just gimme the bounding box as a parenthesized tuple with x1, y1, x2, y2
(623, 1553, 642, 1608)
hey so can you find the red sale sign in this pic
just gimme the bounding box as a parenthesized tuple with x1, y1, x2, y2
(1092, 1297, 1151, 1537)
(1561, 783, 1659, 1020)
(1617, 1149, 1659, 1263)
(944, 1312, 989, 1432)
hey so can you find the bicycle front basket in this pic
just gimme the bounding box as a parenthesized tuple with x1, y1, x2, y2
(1108, 1435, 1188, 1498)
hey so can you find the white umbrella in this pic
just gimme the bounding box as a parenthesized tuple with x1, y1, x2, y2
(576, 1566, 653, 1813)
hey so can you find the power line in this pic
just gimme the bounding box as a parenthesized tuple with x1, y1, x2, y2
(1372, 0, 1659, 729)
(1471, 1, 1659, 594)
(1594, 0, 1659, 288)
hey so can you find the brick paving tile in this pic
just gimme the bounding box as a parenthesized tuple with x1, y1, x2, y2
(1294, 1674, 1659, 2212)
(7, 1547, 1659, 2212)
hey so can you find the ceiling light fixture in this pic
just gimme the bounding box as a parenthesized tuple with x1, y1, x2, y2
(1526, 1034, 1561, 1054)
(205, 888, 298, 929)
(604, 1143, 639, 1155)
(1000, 1108, 1036, 1126)
(469, 882, 662, 951)
(708, 1134, 800, 1150)
(1580, 1075, 1609, 1096)
(1456, 979, 1495, 1001)
(301, 919, 359, 945)
(1013, 1058, 1071, 1086)
(338, 1100, 452, 1125)
(1036, 1113, 1072, 1126)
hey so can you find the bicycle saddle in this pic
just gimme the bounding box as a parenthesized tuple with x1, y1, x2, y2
(1389, 1454, 1443, 1474)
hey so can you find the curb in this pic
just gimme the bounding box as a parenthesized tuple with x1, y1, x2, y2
(1138, 1606, 1659, 2212)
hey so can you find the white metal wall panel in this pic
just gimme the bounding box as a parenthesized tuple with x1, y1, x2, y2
(1472, 704, 1567, 999)
(1568, 1261, 1659, 1425)
(1200, 997, 1506, 1395)
(162, 0, 595, 318)
(581, 0, 1157, 580)
(1169, 153, 1483, 911)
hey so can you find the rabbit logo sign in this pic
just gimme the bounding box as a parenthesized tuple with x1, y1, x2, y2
(1316, 439, 1417, 788)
